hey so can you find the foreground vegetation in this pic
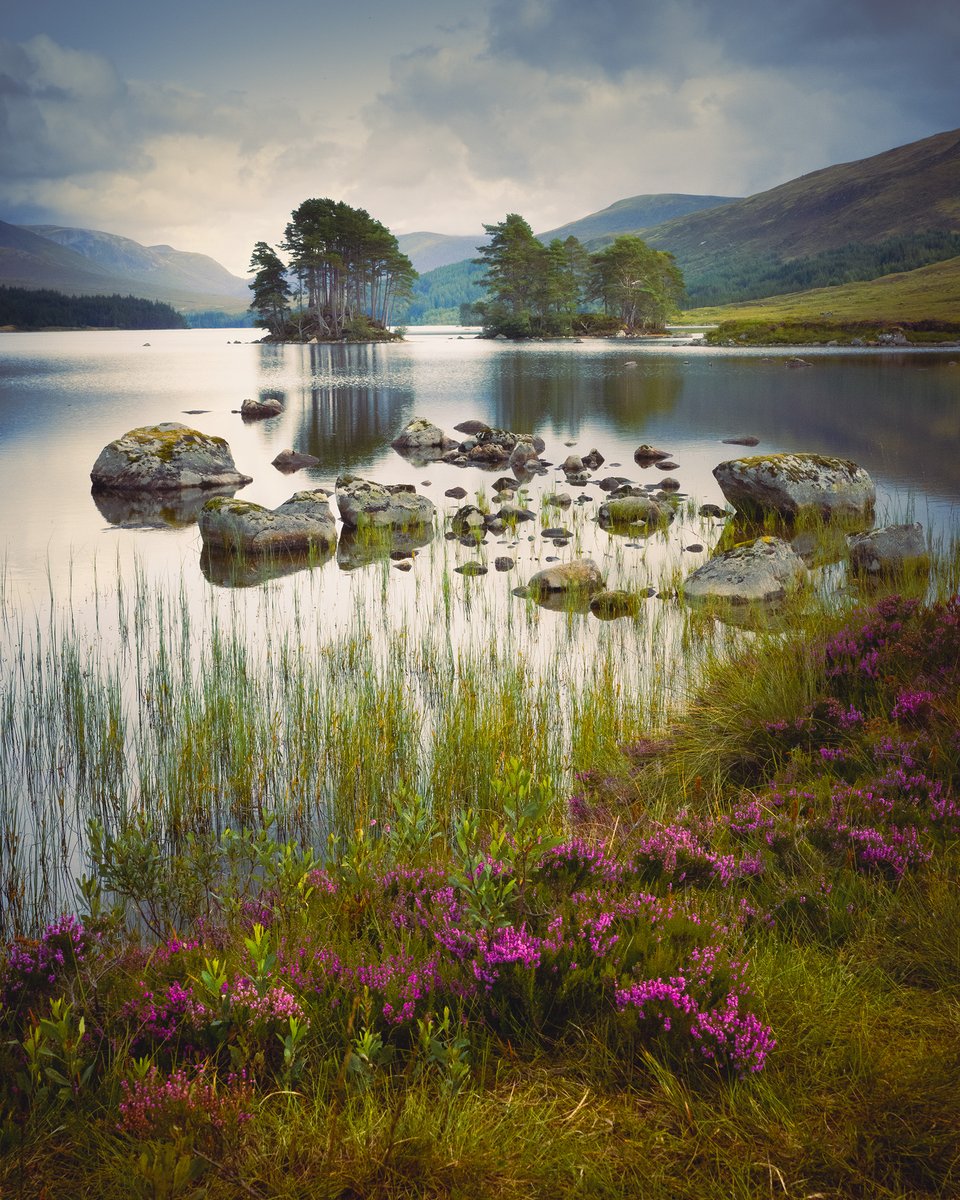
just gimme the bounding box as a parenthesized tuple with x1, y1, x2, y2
(701, 317, 960, 347)
(3, 530, 960, 1195)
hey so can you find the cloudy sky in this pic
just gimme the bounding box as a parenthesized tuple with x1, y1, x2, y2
(2, 0, 957, 273)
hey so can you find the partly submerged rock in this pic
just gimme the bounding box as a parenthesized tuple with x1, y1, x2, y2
(391, 418, 457, 454)
(453, 419, 492, 435)
(335, 474, 436, 529)
(633, 444, 672, 465)
(90, 423, 252, 492)
(450, 504, 488, 536)
(598, 495, 672, 531)
(528, 558, 604, 599)
(198, 490, 336, 555)
(713, 453, 875, 522)
(241, 396, 283, 420)
(589, 589, 644, 620)
(683, 536, 808, 606)
(272, 448, 320, 472)
(848, 522, 930, 576)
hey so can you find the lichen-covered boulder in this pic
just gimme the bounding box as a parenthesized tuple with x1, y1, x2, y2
(713, 453, 875, 521)
(528, 559, 604, 598)
(198, 490, 336, 554)
(683, 537, 808, 605)
(848, 522, 930, 576)
(335, 474, 435, 529)
(598, 495, 672, 530)
(90, 423, 252, 492)
(391, 419, 457, 453)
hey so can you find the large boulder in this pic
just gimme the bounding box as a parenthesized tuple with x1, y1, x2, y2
(528, 559, 604, 598)
(713, 453, 875, 521)
(335, 474, 436, 529)
(683, 537, 808, 605)
(198, 490, 337, 554)
(90, 423, 252, 492)
(848, 522, 930, 576)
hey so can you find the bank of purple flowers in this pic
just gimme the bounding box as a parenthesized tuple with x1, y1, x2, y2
(2, 593, 959, 1194)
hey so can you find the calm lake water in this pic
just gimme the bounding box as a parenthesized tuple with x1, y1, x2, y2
(1, 326, 958, 602)
(1, 326, 959, 931)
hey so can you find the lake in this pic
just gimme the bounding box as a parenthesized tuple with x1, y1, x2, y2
(1, 326, 958, 931)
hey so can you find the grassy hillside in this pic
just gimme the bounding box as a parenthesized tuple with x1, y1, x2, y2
(683, 254, 960, 325)
(636, 129, 960, 305)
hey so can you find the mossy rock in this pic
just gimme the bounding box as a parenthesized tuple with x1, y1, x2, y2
(91, 423, 252, 492)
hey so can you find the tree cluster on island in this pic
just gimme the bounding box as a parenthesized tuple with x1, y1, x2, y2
(471, 214, 685, 338)
(248, 199, 417, 341)
(249, 202, 685, 341)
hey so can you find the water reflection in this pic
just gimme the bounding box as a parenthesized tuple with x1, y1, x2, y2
(200, 544, 334, 587)
(336, 526, 433, 572)
(92, 485, 242, 529)
(483, 352, 684, 439)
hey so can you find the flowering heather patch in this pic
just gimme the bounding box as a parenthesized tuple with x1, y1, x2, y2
(1, 913, 91, 1011)
(631, 823, 764, 889)
(118, 1063, 252, 1142)
(122, 979, 213, 1058)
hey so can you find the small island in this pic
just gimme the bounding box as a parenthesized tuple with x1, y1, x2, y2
(248, 200, 416, 343)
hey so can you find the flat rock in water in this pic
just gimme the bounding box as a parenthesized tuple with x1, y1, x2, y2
(241, 396, 283, 419)
(714, 453, 875, 521)
(527, 558, 604, 597)
(495, 556, 515, 571)
(453, 419, 491, 435)
(335, 474, 436, 529)
(272, 448, 320, 471)
(655, 461, 679, 471)
(722, 435, 760, 446)
(199, 490, 336, 555)
(633, 444, 672, 465)
(542, 527, 572, 539)
(456, 562, 488, 576)
(683, 536, 808, 605)
(445, 486, 468, 499)
(91, 423, 252, 492)
(543, 492, 572, 509)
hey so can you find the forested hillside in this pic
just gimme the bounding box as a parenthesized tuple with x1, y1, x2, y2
(0, 286, 188, 330)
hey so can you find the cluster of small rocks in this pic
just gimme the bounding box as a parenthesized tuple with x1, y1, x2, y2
(89, 421, 929, 616)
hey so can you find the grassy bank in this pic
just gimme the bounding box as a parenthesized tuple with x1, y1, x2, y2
(700, 317, 960, 347)
(682, 254, 960, 332)
(3, 535, 960, 1196)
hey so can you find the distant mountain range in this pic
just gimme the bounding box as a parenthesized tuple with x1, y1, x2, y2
(4, 127, 958, 321)
(0, 221, 250, 312)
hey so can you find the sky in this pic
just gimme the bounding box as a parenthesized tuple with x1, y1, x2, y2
(1, 0, 958, 274)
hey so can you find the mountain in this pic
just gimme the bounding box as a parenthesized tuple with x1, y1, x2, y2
(536, 193, 738, 245)
(396, 232, 490, 274)
(635, 128, 960, 303)
(0, 221, 250, 312)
